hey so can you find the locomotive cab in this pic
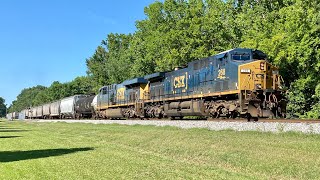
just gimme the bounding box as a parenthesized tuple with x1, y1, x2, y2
(237, 50, 286, 120)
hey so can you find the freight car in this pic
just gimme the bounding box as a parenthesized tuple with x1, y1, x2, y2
(42, 103, 51, 119)
(60, 95, 91, 119)
(11, 95, 95, 120)
(31, 107, 37, 119)
(49, 101, 60, 119)
(91, 95, 98, 119)
(95, 48, 286, 121)
(35, 106, 43, 119)
(74, 95, 95, 119)
(6, 113, 12, 120)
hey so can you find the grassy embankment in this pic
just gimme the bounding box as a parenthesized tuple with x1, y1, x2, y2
(1, 119, 320, 179)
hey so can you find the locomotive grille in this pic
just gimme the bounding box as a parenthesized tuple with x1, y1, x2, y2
(215, 81, 221, 92)
(223, 81, 229, 90)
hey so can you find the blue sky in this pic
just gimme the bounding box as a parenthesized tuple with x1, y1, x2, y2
(0, 0, 155, 106)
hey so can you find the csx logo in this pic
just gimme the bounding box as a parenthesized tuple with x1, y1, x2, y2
(117, 88, 125, 100)
(218, 68, 226, 79)
(174, 75, 186, 88)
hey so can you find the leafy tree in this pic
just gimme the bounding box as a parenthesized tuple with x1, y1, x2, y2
(68, 76, 95, 95)
(8, 85, 47, 112)
(237, 0, 320, 117)
(86, 46, 109, 91)
(0, 97, 6, 117)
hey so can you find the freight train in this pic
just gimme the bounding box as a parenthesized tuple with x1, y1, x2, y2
(7, 95, 96, 120)
(8, 48, 286, 121)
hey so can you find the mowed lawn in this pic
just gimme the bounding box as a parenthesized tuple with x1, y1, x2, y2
(1, 120, 320, 180)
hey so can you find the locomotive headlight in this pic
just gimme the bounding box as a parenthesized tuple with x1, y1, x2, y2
(260, 62, 265, 70)
(256, 84, 262, 89)
(240, 69, 251, 73)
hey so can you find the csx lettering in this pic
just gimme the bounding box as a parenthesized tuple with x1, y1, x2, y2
(174, 76, 185, 88)
(218, 68, 226, 79)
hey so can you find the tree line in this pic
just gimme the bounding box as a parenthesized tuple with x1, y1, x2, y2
(0, 97, 7, 117)
(8, 0, 320, 118)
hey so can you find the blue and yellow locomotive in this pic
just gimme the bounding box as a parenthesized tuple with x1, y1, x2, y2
(96, 48, 286, 121)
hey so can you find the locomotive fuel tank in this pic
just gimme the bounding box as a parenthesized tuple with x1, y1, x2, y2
(164, 100, 207, 117)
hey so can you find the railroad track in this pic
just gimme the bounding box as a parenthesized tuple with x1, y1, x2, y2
(206, 118, 320, 123)
(118, 117, 320, 123)
(40, 118, 320, 123)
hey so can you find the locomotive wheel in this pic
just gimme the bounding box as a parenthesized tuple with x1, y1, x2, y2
(246, 113, 252, 122)
(247, 114, 259, 122)
(230, 111, 238, 119)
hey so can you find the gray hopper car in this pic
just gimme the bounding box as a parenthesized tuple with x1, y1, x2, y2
(31, 107, 37, 118)
(50, 101, 60, 118)
(43, 103, 51, 119)
(36, 106, 43, 118)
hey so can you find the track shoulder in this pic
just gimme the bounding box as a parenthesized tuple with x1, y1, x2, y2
(30, 119, 320, 134)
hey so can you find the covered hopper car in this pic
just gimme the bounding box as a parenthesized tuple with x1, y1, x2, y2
(50, 101, 60, 119)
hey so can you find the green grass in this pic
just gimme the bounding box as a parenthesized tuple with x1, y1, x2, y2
(1, 119, 320, 179)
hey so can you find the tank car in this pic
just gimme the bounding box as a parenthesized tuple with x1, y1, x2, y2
(74, 95, 95, 119)
(96, 48, 286, 121)
(60, 95, 89, 119)
(91, 95, 98, 119)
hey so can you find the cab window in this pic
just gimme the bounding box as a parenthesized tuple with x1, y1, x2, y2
(232, 52, 250, 61)
(102, 88, 107, 95)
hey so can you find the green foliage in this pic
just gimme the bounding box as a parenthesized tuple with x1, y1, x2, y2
(8, 86, 46, 112)
(237, 0, 320, 117)
(0, 97, 6, 117)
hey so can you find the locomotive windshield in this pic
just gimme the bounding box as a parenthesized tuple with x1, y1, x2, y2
(252, 49, 267, 60)
(232, 52, 251, 61)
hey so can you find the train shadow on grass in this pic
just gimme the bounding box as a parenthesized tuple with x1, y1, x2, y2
(0, 136, 22, 139)
(0, 147, 94, 163)
(0, 129, 29, 132)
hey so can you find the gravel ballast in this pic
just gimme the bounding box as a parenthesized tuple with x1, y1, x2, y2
(33, 119, 320, 134)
